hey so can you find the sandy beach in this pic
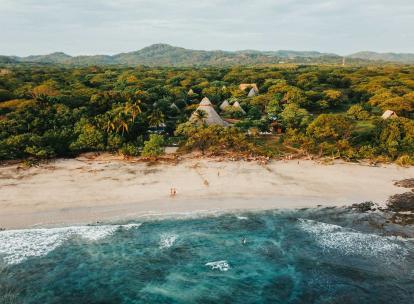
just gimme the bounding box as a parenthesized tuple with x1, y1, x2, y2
(1, 157, 413, 229)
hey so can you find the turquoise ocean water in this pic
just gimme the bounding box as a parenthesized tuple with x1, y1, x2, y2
(1, 207, 413, 303)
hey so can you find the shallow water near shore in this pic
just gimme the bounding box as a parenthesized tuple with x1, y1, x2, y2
(1, 207, 414, 303)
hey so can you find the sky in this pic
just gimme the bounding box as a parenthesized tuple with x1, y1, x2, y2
(1, 0, 414, 56)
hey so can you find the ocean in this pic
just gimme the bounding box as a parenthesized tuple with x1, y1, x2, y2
(1, 207, 413, 304)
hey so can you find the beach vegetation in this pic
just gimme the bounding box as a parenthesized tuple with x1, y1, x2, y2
(175, 123, 253, 155)
(141, 134, 165, 157)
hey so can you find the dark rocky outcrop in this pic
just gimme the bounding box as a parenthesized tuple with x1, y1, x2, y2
(387, 192, 414, 212)
(394, 178, 414, 189)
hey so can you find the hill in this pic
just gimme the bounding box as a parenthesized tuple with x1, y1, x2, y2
(2, 44, 414, 66)
(2, 44, 343, 66)
(18, 52, 72, 64)
(0, 56, 17, 64)
(347, 51, 414, 63)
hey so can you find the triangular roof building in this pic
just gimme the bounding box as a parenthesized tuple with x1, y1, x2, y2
(220, 100, 230, 111)
(170, 103, 179, 111)
(247, 88, 258, 97)
(381, 110, 398, 120)
(239, 83, 259, 92)
(190, 97, 228, 126)
(233, 101, 246, 114)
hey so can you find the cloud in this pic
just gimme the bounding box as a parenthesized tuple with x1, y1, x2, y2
(1, 0, 413, 55)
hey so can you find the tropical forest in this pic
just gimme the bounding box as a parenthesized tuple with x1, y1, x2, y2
(1, 63, 414, 164)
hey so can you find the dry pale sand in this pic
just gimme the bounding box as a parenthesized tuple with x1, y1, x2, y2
(0, 158, 413, 229)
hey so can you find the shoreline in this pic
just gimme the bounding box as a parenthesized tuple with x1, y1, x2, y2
(1, 157, 413, 230)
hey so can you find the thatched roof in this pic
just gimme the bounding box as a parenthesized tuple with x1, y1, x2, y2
(233, 101, 246, 114)
(220, 100, 230, 111)
(188, 89, 194, 95)
(239, 83, 258, 92)
(0, 69, 11, 76)
(199, 97, 212, 106)
(170, 103, 179, 111)
(247, 88, 258, 97)
(190, 97, 228, 126)
(382, 110, 398, 120)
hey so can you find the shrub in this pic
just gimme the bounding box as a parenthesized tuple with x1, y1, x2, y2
(141, 134, 165, 157)
(175, 122, 254, 155)
(283, 128, 308, 148)
(395, 155, 414, 167)
(70, 118, 106, 152)
(280, 103, 311, 130)
(347, 104, 370, 120)
(307, 114, 352, 142)
(107, 133, 124, 151)
(119, 143, 141, 156)
(375, 117, 414, 158)
(0, 134, 57, 160)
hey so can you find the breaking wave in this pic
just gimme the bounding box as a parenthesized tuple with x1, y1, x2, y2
(297, 218, 408, 262)
(159, 234, 178, 249)
(205, 260, 230, 272)
(0, 224, 141, 265)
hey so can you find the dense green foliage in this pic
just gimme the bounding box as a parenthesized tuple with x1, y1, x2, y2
(141, 134, 165, 157)
(175, 123, 254, 155)
(0, 63, 413, 162)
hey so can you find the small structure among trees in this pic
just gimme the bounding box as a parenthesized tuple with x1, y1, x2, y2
(0, 69, 11, 76)
(232, 101, 246, 114)
(220, 100, 230, 111)
(247, 88, 258, 97)
(239, 83, 259, 93)
(190, 97, 228, 126)
(382, 110, 398, 120)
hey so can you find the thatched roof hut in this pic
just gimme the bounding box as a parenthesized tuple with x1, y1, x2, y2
(190, 97, 228, 126)
(239, 83, 258, 92)
(247, 88, 258, 97)
(170, 103, 179, 111)
(381, 110, 398, 120)
(233, 101, 246, 114)
(188, 89, 195, 95)
(220, 100, 230, 111)
(0, 69, 11, 76)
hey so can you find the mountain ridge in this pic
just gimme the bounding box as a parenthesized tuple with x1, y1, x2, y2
(2, 44, 414, 66)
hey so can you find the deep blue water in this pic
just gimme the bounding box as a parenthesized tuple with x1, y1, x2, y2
(1, 208, 414, 304)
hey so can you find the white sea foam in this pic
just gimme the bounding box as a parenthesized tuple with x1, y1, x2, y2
(297, 219, 408, 262)
(205, 260, 230, 271)
(159, 234, 177, 249)
(0, 223, 141, 265)
(236, 216, 249, 220)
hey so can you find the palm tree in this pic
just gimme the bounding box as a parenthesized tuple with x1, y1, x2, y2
(101, 98, 142, 136)
(104, 108, 129, 136)
(194, 109, 207, 125)
(105, 118, 115, 133)
(116, 119, 129, 135)
(148, 109, 165, 127)
(124, 99, 142, 123)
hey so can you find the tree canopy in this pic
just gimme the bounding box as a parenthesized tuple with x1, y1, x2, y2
(0, 63, 413, 162)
